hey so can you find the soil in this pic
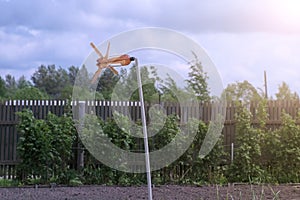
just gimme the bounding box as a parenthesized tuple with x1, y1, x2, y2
(0, 184, 300, 200)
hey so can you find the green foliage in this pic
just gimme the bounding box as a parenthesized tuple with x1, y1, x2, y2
(0, 179, 21, 187)
(5, 74, 17, 98)
(96, 68, 120, 100)
(13, 87, 49, 100)
(160, 75, 192, 103)
(262, 112, 300, 183)
(16, 109, 76, 184)
(31, 64, 85, 99)
(275, 81, 299, 100)
(176, 119, 227, 184)
(114, 66, 159, 103)
(102, 117, 136, 151)
(224, 81, 262, 105)
(186, 53, 210, 101)
(17, 75, 32, 89)
(16, 110, 51, 182)
(0, 76, 7, 99)
(150, 114, 180, 149)
(80, 115, 145, 185)
(79, 112, 226, 185)
(228, 100, 300, 184)
(228, 107, 264, 182)
(46, 113, 76, 177)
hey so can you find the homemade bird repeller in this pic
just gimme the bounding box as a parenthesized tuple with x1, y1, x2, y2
(90, 42, 153, 200)
(90, 42, 135, 83)
(73, 28, 226, 200)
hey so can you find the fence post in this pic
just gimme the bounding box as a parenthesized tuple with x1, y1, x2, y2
(77, 101, 85, 170)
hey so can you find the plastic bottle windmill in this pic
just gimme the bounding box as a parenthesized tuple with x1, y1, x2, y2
(90, 42, 135, 83)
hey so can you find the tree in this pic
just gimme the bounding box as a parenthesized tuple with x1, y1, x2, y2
(32, 65, 69, 99)
(13, 87, 49, 100)
(73, 65, 89, 87)
(68, 66, 79, 86)
(72, 65, 95, 100)
(17, 75, 32, 89)
(224, 80, 262, 104)
(0, 75, 33, 100)
(186, 54, 210, 101)
(0, 76, 7, 99)
(5, 74, 17, 98)
(275, 81, 299, 100)
(96, 68, 120, 100)
(113, 66, 159, 103)
(160, 74, 192, 103)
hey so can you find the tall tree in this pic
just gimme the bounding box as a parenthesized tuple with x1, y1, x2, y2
(275, 81, 299, 100)
(0, 76, 7, 99)
(72, 65, 90, 88)
(186, 54, 210, 101)
(112, 66, 159, 103)
(31, 65, 69, 99)
(68, 66, 79, 86)
(17, 75, 32, 89)
(72, 65, 95, 100)
(5, 74, 17, 98)
(224, 80, 262, 104)
(96, 68, 119, 100)
(161, 74, 192, 103)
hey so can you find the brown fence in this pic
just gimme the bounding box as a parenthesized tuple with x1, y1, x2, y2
(1, 99, 299, 179)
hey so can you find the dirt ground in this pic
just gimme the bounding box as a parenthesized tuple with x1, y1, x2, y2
(0, 184, 300, 200)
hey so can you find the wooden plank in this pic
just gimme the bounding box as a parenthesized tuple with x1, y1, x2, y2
(0, 104, 7, 161)
(5, 124, 9, 160)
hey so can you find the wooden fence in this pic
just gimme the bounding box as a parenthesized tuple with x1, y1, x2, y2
(1, 99, 300, 179)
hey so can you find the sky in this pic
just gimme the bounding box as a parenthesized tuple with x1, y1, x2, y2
(1, 0, 300, 97)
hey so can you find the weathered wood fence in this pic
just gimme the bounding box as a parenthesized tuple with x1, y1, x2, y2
(1, 99, 299, 179)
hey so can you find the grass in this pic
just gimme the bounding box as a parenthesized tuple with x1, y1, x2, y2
(0, 178, 20, 187)
(213, 184, 281, 200)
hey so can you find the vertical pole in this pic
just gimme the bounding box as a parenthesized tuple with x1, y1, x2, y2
(264, 70, 268, 99)
(231, 143, 234, 163)
(77, 101, 85, 170)
(135, 59, 153, 200)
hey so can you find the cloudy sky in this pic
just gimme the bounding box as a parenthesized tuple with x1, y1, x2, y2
(1, 0, 300, 97)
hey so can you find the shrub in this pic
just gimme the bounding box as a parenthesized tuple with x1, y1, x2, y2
(262, 112, 300, 183)
(228, 106, 265, 182)
(16, 109, 76, 184)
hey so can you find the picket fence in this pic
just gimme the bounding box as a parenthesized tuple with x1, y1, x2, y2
(0, 99, 299, 179)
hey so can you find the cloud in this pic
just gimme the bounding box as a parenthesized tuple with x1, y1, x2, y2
(1, 0, 300, 97)
(2, 0, 300, 34)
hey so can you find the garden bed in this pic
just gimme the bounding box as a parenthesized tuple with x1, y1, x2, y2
(0, 184, 300, 200)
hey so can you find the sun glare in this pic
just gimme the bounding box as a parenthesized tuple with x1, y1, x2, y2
(265, 0, 300, 32)
(272, 0, 300, 20)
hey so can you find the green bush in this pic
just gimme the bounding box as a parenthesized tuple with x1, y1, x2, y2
(177, 119, 227, 184)
(16, 102, 300, 185)
(228, 101, 300, 184)
(262, 112, 300, 183)
(16, 109, 76, 184)
(228, 106, 265, 183)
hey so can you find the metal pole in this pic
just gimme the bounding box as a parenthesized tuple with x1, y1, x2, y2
(135, 58, 153, 200)
(231, 143, 234, 163)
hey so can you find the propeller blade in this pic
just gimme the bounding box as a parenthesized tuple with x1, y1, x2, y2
(104, 42, 110, 59)
(108, 66, 119, 75)
(91, 68, 102, 83)
(90, 42, 103, 59)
